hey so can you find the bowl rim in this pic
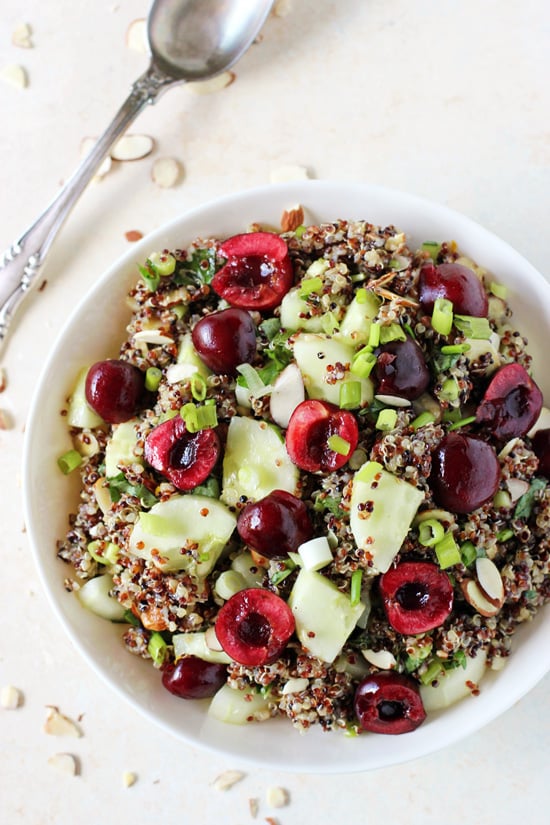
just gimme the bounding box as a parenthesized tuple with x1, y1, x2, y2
(22, 179, 550, 773)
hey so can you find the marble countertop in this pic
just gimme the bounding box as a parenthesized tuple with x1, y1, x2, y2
(1, 1, 549, 822)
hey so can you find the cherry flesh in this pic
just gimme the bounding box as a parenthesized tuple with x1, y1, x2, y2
(215, 588, 295, 666)
(475, 363, 543, 440)
(144, 415, 220, 490)
(375, 337, 430, 400)
(85, 359, 145, 424)
(430, 432, 500, 513)
(532, 428, 550, 478)
(161, 656, 227, 699)
(379, 561, 454, 634)
(237, 490, 314, 559)
(354, 672, 426, 734)
(212, 232, 294, 311)
(419, 262, 489, 317)
(191, 307, 256, 375)
(285, 399, 359, 473)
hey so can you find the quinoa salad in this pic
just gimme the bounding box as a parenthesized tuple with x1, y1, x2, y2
(57, 215, 550, 735)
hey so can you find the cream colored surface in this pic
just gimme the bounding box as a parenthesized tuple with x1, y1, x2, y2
(1, 1, 549, 822)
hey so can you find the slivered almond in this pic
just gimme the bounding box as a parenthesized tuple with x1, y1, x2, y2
(266, 786, 289, 808)
(1, 685, 22, 709)
(205, 625, 223, 651)
(123, 771, 137, 787)
(280, 204, 304, 232)
(361, 648, 397, 670)
(1, 64, 28, 89)
(188, 71, 235, 95)
(270, 164, 310, 184)
(44, 706, 82, 737)
(151, 157, 182, 188)
(461, 579, 501, 617)
(111, 134, 154, 162)
(212, 769, 245, 791)
(505, 477, 529, 502)
(126, 19, 148, 54)
(133, 330, 174, 345)
(12, 23, 33, 49)
(48, 753, 78, 776)
(476, 557, 505, 605)
(93, 478, 113, 514)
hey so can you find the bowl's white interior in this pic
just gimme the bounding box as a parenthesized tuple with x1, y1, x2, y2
(23, 181, 550, 773)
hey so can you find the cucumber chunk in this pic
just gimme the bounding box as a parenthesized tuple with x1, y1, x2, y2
(280, 287, 324, 332)
(76, 573, 126, 621)
(105, 418, 142, 477)
(221, 416, 299, 507)
(350, 461, 425, 574)
(66, 367, 104, 429)
(420, 649, 488, 711)
(129, 494, 236, 575)
(288, 568, 365, 663)
(337, 291, 381, 345)
(208, 683, 271, 724)
(293, 333, 373, 407)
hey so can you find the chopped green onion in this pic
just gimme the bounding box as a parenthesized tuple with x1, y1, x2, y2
(123, 609, 141, 627)
(235, 363, 272, 398)
(180, 402, 218, 432)
(460, 541, 477, 567)
(149, 251, 176, 276)
(172, 304, 187, 320)
(351, 350, 377, 379)
(327, 434, 350, 456)
(440, 377, 459, 402)
(421, 241, 441, 260)
(442, 407, 462, 423)
(420, 658, 446, 686)
(350, 569, 363, 606)
(271, 564, 296, 586)
(339, 381, 362, 410)
(295, 225, 306, 238)
(448, 414, 477, 431)
(490, 281, 508, 299)
(496, 528, 514, 542)
(190, 373, 207, 401)
(87, 540, 119, 565)
(453, 315, 492, 340)
(440, 343, 471, 355)
(57, 449, 82, 475)
(321, 311, 340, 334)
(147, 632, 167, 666)
(434, 531, 461, 569)
(145, 366, 162, 392)
(138, 263, 160, 292)
(411, 411, 436, 430)
(418, 518, 445, 547)
(193, 477, 220, 498)
(379, 323, 406, 344)
(431, 298, 454, 336)
(367, 321, 381, 348)
(299, 277, 323, 298)
(375, 408, 398, 431)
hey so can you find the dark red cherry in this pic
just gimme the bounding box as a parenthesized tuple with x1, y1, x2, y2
(215, 588, 295, 666)
(191, 307, 256, 375)
(285, 400, 359, 473)
(419, 262, 489, 317)
(430, 432, 500, 513)
(532, 428, 550, 478)
(144, 415, 220, 490)
(211, 232, 293, 311)
(85, 359, 145, 423)
(476, 363, 543, 440)
(354, 672, 426, 734)
(237, 490, 313, 559)
(379, 561, 454, 634)
(375, 337, 430, 400)
(161, 656, 227, 699)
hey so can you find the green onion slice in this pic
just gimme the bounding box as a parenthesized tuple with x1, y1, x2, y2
(411, 411, 436, 430)
(339, 381, 362, 410)
(431, 298, 454, 336)
(350, 569, 363, 606)
(145, 367, 162, 392)
(147, 632, 167, 666)
(57, 449, 83, 475)
(298, 277, 323, 298)
(375, 408, 398, 431)
(327, 434, 351, 455)
(190, 373, 207, 401)
(418, 518, 445, 547)
(434, 531, 461, 569)
(453, 315, 492, 340)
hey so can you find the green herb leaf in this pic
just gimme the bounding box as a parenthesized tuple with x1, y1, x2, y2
(174, 247, 220, 286)
(192, 477, 220, 498)
(107, 473, 158, 508)
(514, 478, 547, 520)
(313, 494, 347, 518)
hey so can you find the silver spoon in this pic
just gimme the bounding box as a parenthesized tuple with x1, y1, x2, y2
(0, 0, 274, 357)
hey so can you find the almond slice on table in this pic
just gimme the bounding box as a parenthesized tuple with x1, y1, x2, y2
(1, 64, 28, 89)
(111, 134, 154, 162)
(126, 19, 148, 54)
(475, 556, 505, 606)
(1, 685, 22, 709)
(44, 706, 82, 737)
(151, 157, 182, 188)
(266, 786, 290, 808)
(270, 164, 310, 184)
(12, 23, 33, 49)
(188, 71, 235, 95)
(48, 753, 78, 776)
(212, 769, 246, 791)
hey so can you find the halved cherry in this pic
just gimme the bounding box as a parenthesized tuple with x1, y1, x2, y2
(215, 588, 295, 666)
(354, 672, 426, 734)
(430, 432, 500, 513)
(379, 561, 454, 634)
(285, 399, 359, 473)
(144, 415, 220, 490)
(475, 363, 543, 440)
(532, 429, 550, 478)
(211, 231, 293, 310)
(375, 337, 430, 400)
(161, 656, 227, 699)
(237, 490, 314, 559)
(418, 262, 489, 317)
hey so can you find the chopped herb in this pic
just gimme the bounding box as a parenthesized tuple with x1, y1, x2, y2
(107, 473, 158, 508)
(123, 609, 141, 627)
(514, 478, 547, 520)
(138, 261, 160, 291)
(193, 477, 220, 498)
(313, 493, 347, 518)
(259, 317, 281, 341)
(173, 247, 220, 286)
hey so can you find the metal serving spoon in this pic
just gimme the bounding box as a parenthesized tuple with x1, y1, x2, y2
(0, 0, 273, 356)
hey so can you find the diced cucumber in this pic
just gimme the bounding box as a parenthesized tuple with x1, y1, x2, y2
(463, 334, 501, 374)
(293, 333, 373, 407)
(76, 573, 126, 621)
(420, 649, 488, 711)
(350, 461, 425, 574)
(280, 287, 324, 332)
(220, 416, 299, 507)
(172, 632, 232, 664)
(66, 367, 104, 429)
(208, 683, 271, 724)
(128, 494, 236, 575)
(105, 419, 142, 477)
(288, 568, 365, 663)
(337, 291, 381, 345)
(214, 570, 248, 600)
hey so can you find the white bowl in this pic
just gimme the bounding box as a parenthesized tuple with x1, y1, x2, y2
(23, 181, 550, 773)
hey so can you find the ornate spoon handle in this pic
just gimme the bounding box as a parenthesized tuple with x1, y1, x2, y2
(0, 63, 180, 356)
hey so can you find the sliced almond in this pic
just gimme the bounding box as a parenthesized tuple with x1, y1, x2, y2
(126, 19, 148, 54)
(476, 557, 505, 605)
(281, 677, 309, 695)
(266, 786, 289, 808)
(361, 648, 397, 670)
(111, 134, 154, 162)
(133, 329, 174, 345)
(1, 685, 22, 710)
(270, 164, 310, 184)
(461, 578, 501, 617)
(80, 137, 112, 180)
(188, 71, 235, 95)
(123, 771, 137, 788)
(48, 753, 78, 776)
(44, 706, 82, 738)
(151, 156, 182, 188)
(1, 64, 28, 89)
(212, 769, 246, 791)
(505, 477, 529, 502)
(93, 477, 114, 515)
(205, 625, 224, 652)
(12, 23, 33, 49)
(280, 204, 304, 232)
(374, 394, 411, 408)
(273, 0, 293, 16)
